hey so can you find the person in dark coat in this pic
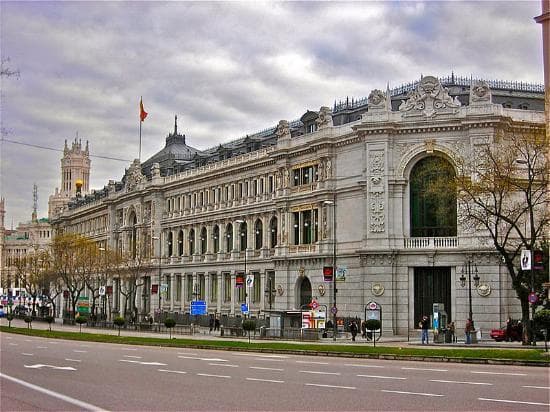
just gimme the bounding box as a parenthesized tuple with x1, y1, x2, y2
(214, 317, 220, 331)
(361, 320, 367, 339)
(209, 315, 214, 333)
(350, 321, 358, 342)
(420, 315, 430, 344)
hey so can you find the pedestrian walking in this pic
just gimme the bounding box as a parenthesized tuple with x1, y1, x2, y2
(448, 321, 456, 343)
(214, 317, 220, 331)
(419, 315, 430, 344)
(209, 315, 214, 333)
(465, 318, 474, 344)
(361, 320, 367, 339)
(505, 317, 513, 342)
(350, 321, 358, 342)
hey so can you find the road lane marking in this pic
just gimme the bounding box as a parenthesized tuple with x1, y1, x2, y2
(25, 339, 32, 342)
(118, 360, 167, 366)
(9, 343, 18, 346)
(208, 363, 238, 367)
(178, 355, 228, 362)
(249, 366, 283, 371)
(158, 369, 187, 374)
(0, 373, 108, 412)
(65, 359, 81, 363)
(236, 353, 288, 358)
(402, 367, 448, 372)
(479, 398, 550, 406)
(197, 373, 231, 379)
(305, 383, 356, 390)
(123, 355, 142, 359)
(357, 374, 406, 380)
(251, 358, 283, 362)
(471, 371, 526, 376)
(430, 379, 492, 386)
(121, 348, 137, 351)
(5, 337, 12, 339)
(382, 390, 444, 397)
(48, 342, 59, 345)
(79, 344, 91, 348)
(345, 363, 384, 369)
(296, 360, 329, 365)
(246, 378, 284, 383)
(21, 353, 34, 356)
(299, 370, 341, 376)
(37, 346, 48, 349)
(73, 350, 87, 353)
(24, 364, 76, 371)
(522, 385, 550, 389)
(177, 352, 198, 355)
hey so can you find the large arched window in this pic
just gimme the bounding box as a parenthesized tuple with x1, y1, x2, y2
(167, 231, 173, 257)
(410, 156, 457, 237)
(200, 227, 207, 254)
(188, 229, 195, 255)
(128, 212, 137, 258)
(213, 225, 220, 253)
(254, 219, 263, 250)
(270, 217, 278, 248)
(226, 224, 233, 252)
(178, 230, 184, 256)
(239, 222, 247, 251)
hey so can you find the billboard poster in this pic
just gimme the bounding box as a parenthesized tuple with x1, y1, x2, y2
(77, 296, 90, 314)
(301, 310, 327, 329)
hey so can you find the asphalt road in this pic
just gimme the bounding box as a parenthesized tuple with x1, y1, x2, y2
(1, 332, 549, 411)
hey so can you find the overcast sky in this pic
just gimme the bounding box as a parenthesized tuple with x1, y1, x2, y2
(0, 0, 544, 228)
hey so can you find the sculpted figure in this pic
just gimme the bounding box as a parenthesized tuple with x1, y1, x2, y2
(276, 120, 291, 139)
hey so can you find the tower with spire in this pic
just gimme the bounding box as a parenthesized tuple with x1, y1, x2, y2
(48, 134, 91, 219)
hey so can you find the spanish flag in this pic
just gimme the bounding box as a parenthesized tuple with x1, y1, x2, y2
(140, 97, 148, 122)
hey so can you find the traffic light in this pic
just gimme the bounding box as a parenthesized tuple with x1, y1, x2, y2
(323, 266, 334, 282)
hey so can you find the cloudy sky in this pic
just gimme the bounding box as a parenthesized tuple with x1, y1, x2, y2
(0, 1, 544, 228)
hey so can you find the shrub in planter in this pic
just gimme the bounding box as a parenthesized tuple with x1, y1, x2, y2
(364, 319, 381, 331)
(534, 309, 550, 339)
(6, 313, 14, 328)
(242, 319, 256, 343)
(45, 315, 55, 332)
(113, 316, 126, 336)
(24, 315, 33, 329)
(164, 317, 176, 339)
(75, 315, 87, 332)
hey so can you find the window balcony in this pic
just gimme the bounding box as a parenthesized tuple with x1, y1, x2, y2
(403, 237, 459, 249)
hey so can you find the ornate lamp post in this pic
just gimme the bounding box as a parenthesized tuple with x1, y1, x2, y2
(323, 200, 337, 341)
(152, 235, 162, 327)
(460, 259, 480, 329)
(235, 219, 249, 317)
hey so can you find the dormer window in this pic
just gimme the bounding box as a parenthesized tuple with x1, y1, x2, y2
(307, 123, 317, 133)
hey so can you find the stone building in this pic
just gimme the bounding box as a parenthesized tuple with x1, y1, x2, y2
(51, 75, 545, 335)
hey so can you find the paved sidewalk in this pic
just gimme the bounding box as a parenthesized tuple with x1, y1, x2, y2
(1, 317, 539, 350)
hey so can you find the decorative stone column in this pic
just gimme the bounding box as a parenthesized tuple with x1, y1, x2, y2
(230, 273, 236, 315)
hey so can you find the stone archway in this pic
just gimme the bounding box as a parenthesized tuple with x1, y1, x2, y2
(298, 277, 312, 308)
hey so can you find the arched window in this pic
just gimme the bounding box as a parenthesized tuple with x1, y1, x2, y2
(128, 212, 137, 258)
(200, 227, 207, 254)
(213, 225, 220, 253)
(188, 229, 195, 255)
(239, 222, 247, 251)
(167, 231, 173, 257)
(410, 156, 457, 237)
(270, 217, 278, 248)
(254, 219, 263, 250)
(299, 277, 312, 308)
(226, 224, 233, 252)
(178, 230, 183, 256)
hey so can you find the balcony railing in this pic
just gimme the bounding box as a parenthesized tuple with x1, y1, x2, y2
(403, 237, 459, 249)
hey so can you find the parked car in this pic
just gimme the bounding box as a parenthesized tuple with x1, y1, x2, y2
(13, 305, 29, 316)
(490, 321, 523, 342)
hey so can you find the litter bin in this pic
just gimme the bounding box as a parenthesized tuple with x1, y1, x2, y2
(444, 328, 452, 343)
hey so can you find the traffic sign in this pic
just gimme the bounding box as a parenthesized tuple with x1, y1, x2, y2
(191, 300, 207, 315)
(241, 303, 249, 314)
(311, 299, 319, 309)
(246, 275, 254, 288)
(330, 306, 338, 315)
(521, 250, 532, 271)
(99, 286, 106, 296)
(528, 292, 538, 304)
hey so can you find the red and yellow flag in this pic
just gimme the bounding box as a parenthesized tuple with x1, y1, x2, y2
(140, 97, 148, 122)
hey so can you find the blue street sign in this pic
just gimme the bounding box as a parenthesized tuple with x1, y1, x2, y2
(191, 300, 207, 315)
(241, 303, 249, 314)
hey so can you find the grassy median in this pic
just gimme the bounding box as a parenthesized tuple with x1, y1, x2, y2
(1, 325, 548, 365)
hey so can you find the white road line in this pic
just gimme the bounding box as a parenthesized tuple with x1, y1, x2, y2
(72, 350, 87, 353)
(21, 353, 34, 356)
(252, 358, 283, 362)
(249, 366, 283, 371)
(79, 344, 91, 348)
(37, 346, 48, 349)
(522, 385, 550, 389)
(5, 337, 12, 339)
(25, 339, 32, 342)
(246, 377, 284, 383)
(479, 398, 550, 406)
(0, 373, 108, 411)
(402, 367, 448, 372)
(178, 355, 228, 362)
(121, 348, 137, 351)
(48, 342, 59, 345)
(197, 373, 231, 379)
(299, 370, 341, 376)
(208, 363, 238, 367)
(123, 355, 142, 359)
(236, 353, 288, 358)
(24, 364, 76, 371)
(357, 374, 406, 380)
(471, 371, 526, 376)
(305, 383, 356, 390)
(382, 390, 444, 397)
(430, 379, 492, 386)
(158, 369, 187, 374)
(177, 352, 198, 356)
(345, 363, 384, 369)
(9, 343, 18, 346)
(118, 360, 167, 366)
(296, 360, 329, 365)
(65, 359, 81, 363)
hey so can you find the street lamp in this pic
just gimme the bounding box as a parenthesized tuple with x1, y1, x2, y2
(323, 200, 337, 341)
(460, 259, 480, 329)
(152, 235, 161, 326)
(235, 219, 249, 317)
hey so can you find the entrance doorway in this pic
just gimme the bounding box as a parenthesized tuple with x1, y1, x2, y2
(299, 277, 312, 308)
(414, 267, 451, 328)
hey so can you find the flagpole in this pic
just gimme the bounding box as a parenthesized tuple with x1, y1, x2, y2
(139, 118, 142, 162)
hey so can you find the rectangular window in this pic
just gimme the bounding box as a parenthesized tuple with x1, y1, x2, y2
(238, 282, 246, 302)
(165, 275, 171, 301)
(268, 176, 274, 193)
(224, 273, 231, 302)
(199, 274, 205, 300)
(253, 273, 261, 303)
(186, 275, 193, 301)
(211, 274, 218, 302)
(176, 275, 182, 301)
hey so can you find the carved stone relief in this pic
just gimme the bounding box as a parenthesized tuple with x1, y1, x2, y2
(469, 80, 492, 105)
(316, 106, 333, 129)
(367, 89, 388, 112)
(398, 76, 461, 117)
(368, 151, 385, 233)
(276, 120, 291, 140)
(125, 159, 147, 192)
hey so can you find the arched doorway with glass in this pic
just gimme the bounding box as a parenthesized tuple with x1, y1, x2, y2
(409, 155, 457, 237)
(297, 276, 312, 309)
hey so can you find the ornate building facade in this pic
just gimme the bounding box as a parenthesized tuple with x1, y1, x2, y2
(51, 75, 545, 335)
